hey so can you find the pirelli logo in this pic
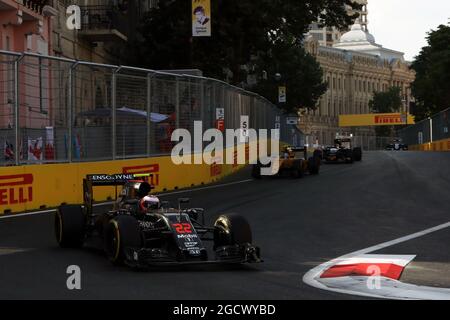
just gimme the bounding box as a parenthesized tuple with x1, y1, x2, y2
(123, 164, 160, 186)
(374, 115, 404, 125)
(0, 174, 34, 206)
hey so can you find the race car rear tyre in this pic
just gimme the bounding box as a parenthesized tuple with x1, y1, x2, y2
(290, 160, 303, 179)
(104, 215, 142, 265)
(251, 163, 262, 179)
(353, 147, 362, 161)
(308, 157, 320, 175)
(214, 214, 252, 250)
(55, 205, 85, 248)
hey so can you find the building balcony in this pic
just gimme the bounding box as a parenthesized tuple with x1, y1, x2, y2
(0, 0, 51, 15)
(0, 0, 55, 43)
(79, 5, 128, 43)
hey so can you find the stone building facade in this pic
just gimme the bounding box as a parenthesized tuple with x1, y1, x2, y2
(52, 0, 158, 63)
(301, 22, 416, 146)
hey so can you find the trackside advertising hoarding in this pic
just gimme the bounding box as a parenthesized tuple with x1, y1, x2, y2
(339, 113, 416, 127)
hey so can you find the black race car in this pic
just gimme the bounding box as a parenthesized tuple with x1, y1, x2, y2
(55, 174, 261, 267)
(323, 138, 362, 163)
(385, 139, 408, 151)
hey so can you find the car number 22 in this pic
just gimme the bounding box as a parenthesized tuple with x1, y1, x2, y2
(172, 223, 192, 234)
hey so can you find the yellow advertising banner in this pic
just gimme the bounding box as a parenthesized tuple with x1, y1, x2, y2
(192, 0, 211, 37)
(339, 113, 416, 127)
(0, 139, 274, 214)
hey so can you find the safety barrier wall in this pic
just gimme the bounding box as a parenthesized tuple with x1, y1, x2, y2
(408, 138, 450, 152)
(0, 139, 273, 214)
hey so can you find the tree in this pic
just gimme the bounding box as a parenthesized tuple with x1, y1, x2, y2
(369, 86, 403, 136)
(411, 25, 450, 121)
(126, 0, 360, 112)
(369, 87, 402, 113)
(250, 40, 328, 113)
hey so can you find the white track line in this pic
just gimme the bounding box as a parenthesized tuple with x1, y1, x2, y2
(0, 179, 254, 220)
(303, 221, 450, 300)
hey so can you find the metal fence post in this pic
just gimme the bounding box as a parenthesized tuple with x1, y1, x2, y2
(14, 54, 25, 166)
(68, 62, 78, 163)
(112, 68, 121, 160)
(175, 77, 180, 129)
(146, 73, 153, 156)
(200, 79, 205, 125)
(429, 117, 433, 143)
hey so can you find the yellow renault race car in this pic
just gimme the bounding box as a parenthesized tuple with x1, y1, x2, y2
(252, 146, 321, 179)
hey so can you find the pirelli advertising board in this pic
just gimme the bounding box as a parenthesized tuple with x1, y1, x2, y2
(339, 113, 416, 127)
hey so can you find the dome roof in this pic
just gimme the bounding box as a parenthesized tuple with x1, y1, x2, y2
(339, 21, 376, 44)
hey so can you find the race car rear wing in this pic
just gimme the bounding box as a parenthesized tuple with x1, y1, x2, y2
(290, 147, 307, 152)
(83, 173, 153, 215)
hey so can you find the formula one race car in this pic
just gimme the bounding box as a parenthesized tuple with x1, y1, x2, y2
(385, 139, 408, 151)
(55, 174, 261, 267)
(251, 146, 321, 179)
(323, 137, 362, 163)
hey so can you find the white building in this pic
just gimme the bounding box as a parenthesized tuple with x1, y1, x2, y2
(300, 21, 415, 146)
(306, 0, 369, 47)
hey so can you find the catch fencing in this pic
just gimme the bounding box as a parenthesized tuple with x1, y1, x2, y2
(399, 108, 450, 146)
(0, 50, 300, 166)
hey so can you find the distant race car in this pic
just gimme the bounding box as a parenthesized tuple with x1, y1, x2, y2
(323, 137, 362, 164)
(55, 174, 261, 267)
(385, 139, 408, 151)
(251, 146, 321, 179)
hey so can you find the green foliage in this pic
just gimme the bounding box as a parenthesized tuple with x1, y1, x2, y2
(369, 87, 403, 113)
(411, 25, 450, 121)
(369, 87, 403, 137)
(250, 41, 328, 113)
(126, 0, 360, 113)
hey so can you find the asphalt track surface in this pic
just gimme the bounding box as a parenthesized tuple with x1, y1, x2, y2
(0, 151, 449, 300)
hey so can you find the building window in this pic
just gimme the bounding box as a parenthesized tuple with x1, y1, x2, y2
(26, 35, 33, 51)
(313, 33, 324, 41)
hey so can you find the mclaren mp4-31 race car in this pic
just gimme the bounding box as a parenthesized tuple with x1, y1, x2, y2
(55, 174, 261, 267)
(251, 146, 321, 179)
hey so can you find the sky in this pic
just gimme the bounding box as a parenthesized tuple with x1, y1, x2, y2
(368, 0, 450, 61)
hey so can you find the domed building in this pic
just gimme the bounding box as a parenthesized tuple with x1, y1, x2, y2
(301, 21, 415, 148)
(333, 21, 405, 62)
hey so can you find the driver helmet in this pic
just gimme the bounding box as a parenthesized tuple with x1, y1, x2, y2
(139, 195, 160, 211)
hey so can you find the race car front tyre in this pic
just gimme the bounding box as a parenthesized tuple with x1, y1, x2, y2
(313, 149, 323, 160)
(104, 215, 142, 265)
(251, 163, 262, 179)
(214, 214, 253, 250)
(55, 205, 85, 248)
